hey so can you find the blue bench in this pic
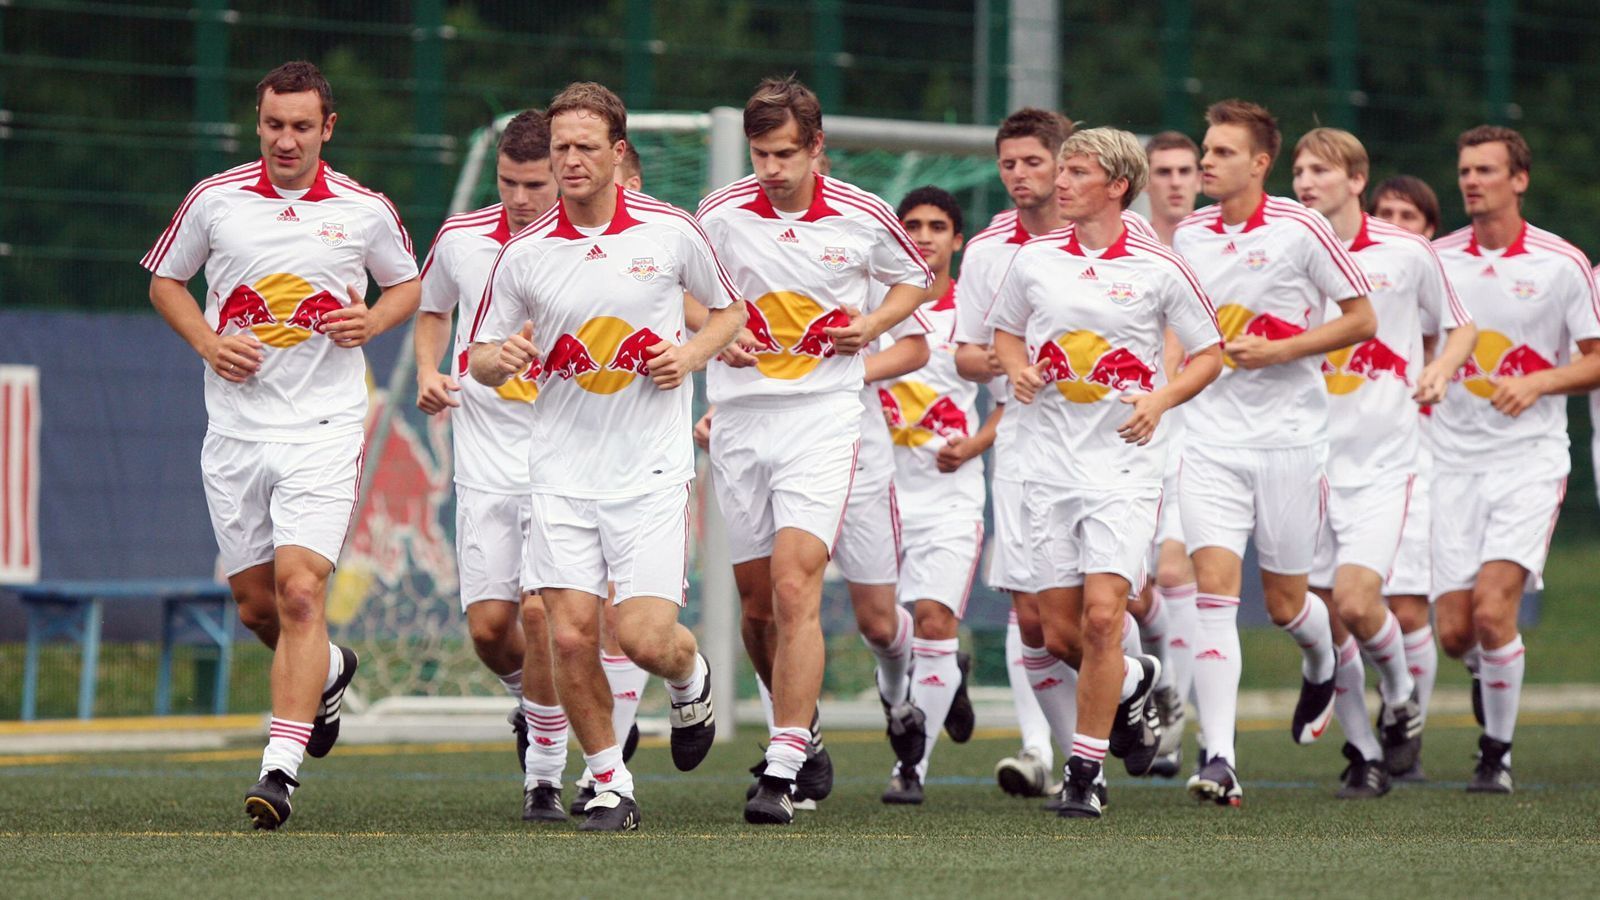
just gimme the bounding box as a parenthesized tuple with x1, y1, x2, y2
(5, 579, 235, 720)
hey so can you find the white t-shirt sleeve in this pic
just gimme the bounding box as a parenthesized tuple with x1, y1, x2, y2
(469, 245, 531, 344)
(984, 259, 1031, 338)
(678, 225, 739, 311)
(953, 252, 994, 344)
(867, 215, 934, 289)
(1159, 258, 1224, 353)
(1561, 254, 1600, 344)
(1297, 215, 1371, 301)
(1413, 240, 1456, 335)
(418, 236, 459, 315)
(364, 205, 420, 287)
(144, 191, 216, 281)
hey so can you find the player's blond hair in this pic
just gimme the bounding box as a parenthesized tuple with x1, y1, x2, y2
(1059, 128, 1149, 210)
(547, 81, 628, 145)
(1294, 127, 1370, 182)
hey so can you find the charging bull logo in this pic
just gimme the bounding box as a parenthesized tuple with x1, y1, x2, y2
(880, 381, 970, 448)
(1214, 303, 1309, 369)
(1034, 330, 1157, 404)
(1512, 279, 1538, 300)
(315, 221, 347, 247)
(456, 348, 539, 403)
(818, 246, 851, 271)
(541, 316, 670, 395)
(739, 292, 858, 380)
(215, 273, 352, 349)
(623, 257, 663, 283)
(1454, 330, 1554, 399)
(1322, 339, 1411, 395)
(1245, 250, 1269, 271)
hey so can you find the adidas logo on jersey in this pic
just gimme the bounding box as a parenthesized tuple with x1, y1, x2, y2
(1221, 241, 1238, 255)
(918, 674, 947, 687)
(276, 206, 299, 222)
(1079, 266, 1099, 280)
(777, 227, 799, 244)
(585, 245, 607, 261)
(1481, 264, 1497, 278)
(1194, 648, 1228, 661)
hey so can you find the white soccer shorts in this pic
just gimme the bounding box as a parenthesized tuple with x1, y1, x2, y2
(1385, 469, 1431, 598)
(201, 430, 364, 575)
(834, 479, 900, 585)
(455, 485, 533, 609)
(1309, 476, 1415, 589)
(709, 398, 861, 564)
(897, 519, 984, 616)
(987, 477, 1042, 593)
(1430, 469, 1566, 599)
(526, 482, 690, 605)
(1178, 441, 1327, 575)
(1025, 482, 1161, 590)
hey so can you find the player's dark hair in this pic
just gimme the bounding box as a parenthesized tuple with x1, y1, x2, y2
(995, 107, 1073, 156)
(897, 185, 964, 236)
(547, 82, 628, 145)
(620, 142, 642, 181)
(1457, 125, 1532, 177)
(498, 109, 550, 164)
(256, 60, 334, 120)
(1205, 99, 1282, 168)
(744, 75, 824, 149)
(1145, 130, 1200, 161)
(1368, 175, 1442, 234)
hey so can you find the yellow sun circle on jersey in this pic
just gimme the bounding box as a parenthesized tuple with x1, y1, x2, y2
(495, 373, 538, 403)
(886, 381, 939, 448)
(574, 316, 638, 395)
(251, 273, 318, 349)
(1214, 303, 1252, 370)
(752, 291, 827, 380)
(1054, 330, 1113, 404)
(1322, 345, 1363, 395)
(1464, 330, 1514, 399)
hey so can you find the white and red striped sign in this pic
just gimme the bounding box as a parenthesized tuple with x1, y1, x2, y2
(1, 365, 40, 584)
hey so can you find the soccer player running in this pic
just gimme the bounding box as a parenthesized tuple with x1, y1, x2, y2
(951, 108, 1073, 801)
(143, 61, 420, 829)
(416, 110, 579, 821)
(1172, 100, 1375, 807)
(1431, 126, 1600, 794)
(875, 186, 990, 804)
(1290, 128, 1476, 798)
(696, 76, 932, 825)
(470, 82, 746, 831)
(988, 127, 1223, 819)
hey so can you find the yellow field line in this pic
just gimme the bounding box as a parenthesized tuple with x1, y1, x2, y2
(0, 714, 259, 736)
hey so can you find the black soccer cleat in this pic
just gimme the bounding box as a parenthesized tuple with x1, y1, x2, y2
(1378, 694, 1424, 776)
(1467, 735, 1514, 795)
(1393, 761, 1428, 783)
(508, 706, 529, 773)
(995, 747, 1049, 798)
(1110, 654, 1163, 775)
(881, 691, 928, 770)
(1056, 757, 1104, 819)
(578, 790, 641, 832)
(881, 763, 925, 805)
(522, 782, 569, 822)
(622, 721, 641, 764)
(1147, 749, 1181, 779)
(244, 769, 298, 831)
(570, 779, 596, 816)
(1335, 742, 1391, 799)
(796, 708, 834, 802)
(1153, 684, 1186, 756)
(1290, 674, 1337, 745)
(306, 645, 359, 759)
(668, 654, 716, 771)
(1187, 755, 1243, 807)
(944, 651, 976, 744)
(1045, 773, 1107, 813)
(744, 775, 796, 825)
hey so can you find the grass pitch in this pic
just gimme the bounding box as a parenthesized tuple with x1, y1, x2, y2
(4, 714, 1599, 899)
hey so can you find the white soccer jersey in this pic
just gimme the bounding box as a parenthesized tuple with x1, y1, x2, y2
(471, 187, 739, 499)
(419, 203, 537, 494)
(696, 173, 932, 407)
(987, 225, 1222, 488)
(855, 300, 934, 491)
(141, 159, 418, 443)
(1321, 214, 1471, 486)
(1432, 221, 1600, 472)
(1173, 194, 1370, 448)
(882, 288, 986, 521)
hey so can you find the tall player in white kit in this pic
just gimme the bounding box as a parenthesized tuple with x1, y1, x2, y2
(471, 83, 746, 831)
(1172, 100, 1375, 807)
(415, 110, 578, 821)
(696, 76, 932, 825)
(1431, 125, 1600, 794)
(143, 62, 420, 829)
(1290, 128, 1476, 798)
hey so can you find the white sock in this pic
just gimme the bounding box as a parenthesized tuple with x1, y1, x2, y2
(1160, 583, 1199, 708)
(867, 604, 915, 703)
(1480, 635, 1526, 746)
(1118, 612, 1140, 660)
(602, 653, 649, 745)
(1285, 593, 1336, 683)
(1463, 643, 1483, 676)
(665, 652, 708, 705)
(910, 638, 960, 777)
(757, 678, 776, 731)
(1136, 591, 1171, 685)
(323, 642, 341, 693)
(1021, 644, 1078, 752)
(1069, 733, 1109, 775)
(262, 717, 312, 788)
(1006, 614, 1054, 767)
(764, 726, 811, 781)
(1333, 637, 1382, 762)
(1117, 655, 1148, 702)
(1193, 594, 1242, 766)
(1402, 625, 1439, 724)
(521, 699, 569, 789)
(497, 667, 523, 698)
(582, 744, 633, 798)
(1360, 611, 1415, 706)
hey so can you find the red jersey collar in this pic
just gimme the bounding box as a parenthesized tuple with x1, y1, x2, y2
(1348, 213, 1380, 252)
(1208, 192, 1269, 234)
(1464, 220, 1529, 257)
(1060, 224, 1133, 260)
(486, 205, 513, 245)
(1006, 216, 1031, 245)
(929, 279, 957, 311)
(740, 173, 842, 221)
(243, 158, 338, 202)
(548, 185, 643, 240)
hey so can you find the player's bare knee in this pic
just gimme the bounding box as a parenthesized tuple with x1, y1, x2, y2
(274, 573, 325, 628)
(1156, 561, 1192, 589)
(549, 619, 598, 662)
(1470, 602, 1516, 647)
(1388, 596, 1430, 633)
(467, 611, 513, 652)
(233, 597, 277, 637)
(854, 604, 897, 646)
(912, 603, 957, 640)
(772, 597, 821, 632)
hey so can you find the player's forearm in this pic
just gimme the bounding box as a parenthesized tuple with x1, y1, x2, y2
(955, 343, 995, 383)
(967, 405, 1002, 454)
(864, 336, 929, 383)
(1535, 345, 1600, 395)
(149, 276, 220, 360)
(1282, 296, 1376, 360)
(468, 342, 511, 387)
(414, 311, 452, 375)
(993, 330, 1030, 382)
(367, 278, 422, 336)
(1432, 322, 1478, 379)
(1162, 328, 1185, 381)
(683, 301, 748, 368)
(1153, 345, 1224, 410)
(861, 283, 928, 341)
(683, 293, 709, 333)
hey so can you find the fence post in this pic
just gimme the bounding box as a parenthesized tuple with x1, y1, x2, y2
(813, 0, 844, 109)
(193, 0, 232, 180)
(413, 0, 447, 244)
(1330, 0, 1360, 131)
(626, 0, 656, 109)
(1160, 0, 1193, 132)
(1485, 0, 1514, 123)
